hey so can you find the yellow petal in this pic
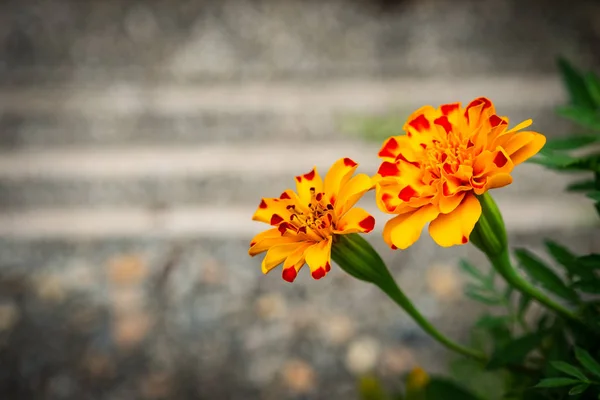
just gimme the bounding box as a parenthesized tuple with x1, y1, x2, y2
(281, 242, 312, 282)
(295, 167, 324, 206)
(252, 197, 292, 224)
(249, 228, 300, 256)
(261, 242, 307, 274)
(383, 205, 439, 250)
(324, 158, 359, 204)
(505, 119, 532, 133)
(335, 173, 374, 216)
(304, 238, 333, 280)
(438, 190, 466, 214)
(428, 192, 482, 247)
(505, 131, 546, 165)
(334, 207, 375, 234)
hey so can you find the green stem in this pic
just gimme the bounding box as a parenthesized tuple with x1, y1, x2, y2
(331, 234, 486, 363)
(377, 270, 487, 363)
(489, 248, 580, 323)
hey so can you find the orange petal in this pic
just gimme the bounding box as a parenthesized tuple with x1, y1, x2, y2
(502, 131, 546, 165)
(485, 173, 513, 191)
(382, 205, 439, 250)
(403, 106, 437, 138)
(261, 242, 307, 274)
(304, 238, 333, 280)
(335, 173, 374, 216)
(438, 189, 466, 214)
(295, 167, 324, 206)
(281, 242, 312, 282)
(324, 158, 359, 204)
(334, 207, 375, 234)
(428, 192, 482, 247)
(249, 228, 300, 256)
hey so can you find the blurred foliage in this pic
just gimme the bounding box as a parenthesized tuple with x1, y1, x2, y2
(338, 111, 408, 142)
(359, 58, 600, 399)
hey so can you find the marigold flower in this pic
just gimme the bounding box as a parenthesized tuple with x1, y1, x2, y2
(375, 97, 546, 249)
(249, 158, 375, 282)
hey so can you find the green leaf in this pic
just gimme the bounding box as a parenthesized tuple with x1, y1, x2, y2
(518, 294, 531, 319)
(545, 240, 577, 278)
(572, 280, 600, 294)
(569, 383, 590, 396)
(557, 106, 600, 130)
(557, 58, 597, 110)
(459, 260, 488, 282)
(575, 347, 600, 378)
(475, 314, 512, 329)
(577, 254, 600, 268)
(566, 179, 596, 192)
(487, 333, 544, 369)
(464, 287, 502, 306)
(424, 377, 483, 400)
(534, 377, 581, 388)
(515, 248, 579, 302)
(587, 191, 600, 202)
(585, 72, 600, 108)
(544, 135, 599, 151)
(550, 361, 589, 381)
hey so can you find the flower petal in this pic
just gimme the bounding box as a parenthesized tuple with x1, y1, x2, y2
(304, 238, 333, 280)
(295, 167, 324, 206)
(502, 131, 546, 165)
(281, 242, 313, 282)
(249, 228, 300, 256)
(324, 157, 358, 205)
(428, 192, 482, 247)
(252, 197, 292, 224)
(335, 173, 374, 216)
(383, 205, 439, 250)
(485, 173, 513, 190)
(334, 207, 375, 234)
(261, 242, 308, 274)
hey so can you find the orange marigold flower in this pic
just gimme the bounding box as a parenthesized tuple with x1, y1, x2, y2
(375, 97, 546, 249)
(249, 158, 374, 282)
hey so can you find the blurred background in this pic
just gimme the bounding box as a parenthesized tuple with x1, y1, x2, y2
(0, 0, 599, 399)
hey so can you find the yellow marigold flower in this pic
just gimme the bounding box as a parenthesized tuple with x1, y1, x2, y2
(249, 158, 375, 282)
(375, 97, 546, 249)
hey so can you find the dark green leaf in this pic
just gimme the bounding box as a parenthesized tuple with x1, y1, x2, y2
(518, 294, 531, 319)
(459, 260, 487, 282)
(586, 72, 600, 108)
(557, 106, 600, 130)
(575, 347, 600, 378)
(587, 191, 600, 202)
(464, 286, 502, 306)
(557, 58, 597, 110)
(572, 280, 600, 294)
(545, 240, 577, 279)
(550, 361, 589, 381)
(530, 151, 583, 169)
(534, 378, 581, 388)
(566, 179, 596, 192)
(424, 377, 483, 400)
(569, 383, 589, 396)
(475, 314, 512, 329)
(487, 333, 545, 369)
(515, 248, 579, 302)
(577, 254, 600, 269)
(544, 135, 598, 151)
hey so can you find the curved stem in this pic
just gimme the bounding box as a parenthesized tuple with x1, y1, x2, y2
(377, 269, 487, 363)
(332, 234, 487, 363)
(490, 248, 580, 323)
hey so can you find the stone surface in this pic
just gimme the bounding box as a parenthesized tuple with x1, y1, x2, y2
(0, 0, 599, 399)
